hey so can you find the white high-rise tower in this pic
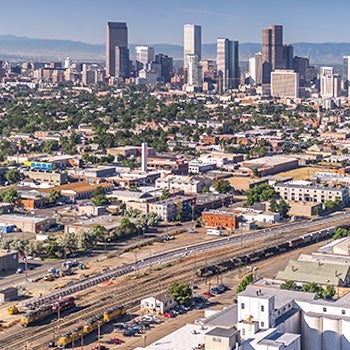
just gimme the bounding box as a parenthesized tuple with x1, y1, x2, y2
(183, 24, 201, 69)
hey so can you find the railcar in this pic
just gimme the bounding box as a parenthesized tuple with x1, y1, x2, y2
(20, 305, 52, 327)
(103, 305, 126, 322)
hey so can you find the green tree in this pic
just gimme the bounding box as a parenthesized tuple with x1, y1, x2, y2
(280, 280, 298, 291)
(5, 168, 21, 184)
(301, 282, 324, 298)
(48, 189, 60, 204)
(56, 232, 77, 257)
(92, 186, 110, 206)
(324, 199, 342, 212)
(213, 179, 232, 194)
(324, 285, 336, 299)
(1, 188, 21, 203)
(168, 282, 192, 305)
(276, 199, 290, 219)
(160, 189, 171, 201)
(42, 140, 59, 153)
(245, 184, 275, 206)
(7, 238, 27, 255)
(46, 241, 60, 258)
(269, 198, 278, 212)
(333, 227, 349, 240)
(26, 240, 44, 257)
(236, 274, 254, 293)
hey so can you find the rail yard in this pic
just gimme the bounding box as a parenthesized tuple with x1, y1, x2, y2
(0, 213, 349, 349)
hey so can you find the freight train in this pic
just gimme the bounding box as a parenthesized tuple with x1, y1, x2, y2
(20, 296, 75, 327)
(196, 226, 335, 277)
(57, 305, 126, 348)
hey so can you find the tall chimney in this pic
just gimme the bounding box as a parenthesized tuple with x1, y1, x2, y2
(141, 142, 148, 173)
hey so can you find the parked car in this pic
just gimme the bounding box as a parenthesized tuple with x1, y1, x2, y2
(92, 346, 107, 350)
(163, 311, 175, 318)
(216, 284, 228, 293)
(107, 338, 125, 344)
(114, 323, 125, 332)
(123, 329, 138, 337)
(173, 305, 185, 314)
(203, 291, 214, 297)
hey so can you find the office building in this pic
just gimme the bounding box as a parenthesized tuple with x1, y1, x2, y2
(293, 56, 310, 85)
(183, 24, 201, 69)
(320, 67, 340, 98)
(271, 70, 299, 98)
(283, 44, 294, 69)
(115, 47, 130, 79)
(249, 52, 263, 85)
(343, 56, 350, 95)
(106, 22, 128, 77)
(262, 24, 285, 71)
(216, 38, 240, 92)
(186, 54, 202, 89)
(155, 54, 173, 83)
(135, 46, 155, 70)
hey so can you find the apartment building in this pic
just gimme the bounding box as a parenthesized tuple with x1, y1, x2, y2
(274, 180, 349, 206)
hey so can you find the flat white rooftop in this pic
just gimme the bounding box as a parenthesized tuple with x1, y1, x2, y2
(134, 323, 214, 350)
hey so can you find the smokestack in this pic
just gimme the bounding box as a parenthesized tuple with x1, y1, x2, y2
(141, 142, 148, 173)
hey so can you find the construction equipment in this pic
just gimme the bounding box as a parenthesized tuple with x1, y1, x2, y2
(7, 305, 20, 315)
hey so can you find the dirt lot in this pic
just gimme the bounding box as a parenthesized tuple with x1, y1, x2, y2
(276, 166, 337, 180)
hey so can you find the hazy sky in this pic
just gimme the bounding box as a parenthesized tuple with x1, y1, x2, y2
(1, 0, 349, 45)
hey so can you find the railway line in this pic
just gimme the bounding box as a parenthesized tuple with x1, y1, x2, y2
(1, 218, 338, 349)
(19, 211, 347, 312)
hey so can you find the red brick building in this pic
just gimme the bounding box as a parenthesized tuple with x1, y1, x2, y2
(202, 210, 237, 230)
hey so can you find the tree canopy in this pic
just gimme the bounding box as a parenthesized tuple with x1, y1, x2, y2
(236, 274, 254, 293)
(245, 184, 275, 206)
(213, 179, 232, 194)
(1, 188, 20, 203)
(168, 282, 192, 305)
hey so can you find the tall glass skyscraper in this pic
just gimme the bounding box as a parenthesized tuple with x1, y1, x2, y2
(216, 38, 240, 92)
(262, 25, 284, 71)
(106, 22, 128, 78)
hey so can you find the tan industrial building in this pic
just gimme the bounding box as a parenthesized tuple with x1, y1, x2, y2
(23, 170, 68, 185)
(0, 214, 55, 234)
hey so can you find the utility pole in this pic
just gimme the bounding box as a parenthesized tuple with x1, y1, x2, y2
(97, 321, 101, 349)
(80, 322, 84, 350)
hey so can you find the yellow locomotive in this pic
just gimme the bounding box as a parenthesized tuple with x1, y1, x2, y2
(57, 305, 126, 348)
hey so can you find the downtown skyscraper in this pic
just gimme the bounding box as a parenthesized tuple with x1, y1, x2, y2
(262, 24, 284, 71)
(216, 38, 240, 92)
(106, 22, 129, 78)
(183, 24, 201, 69)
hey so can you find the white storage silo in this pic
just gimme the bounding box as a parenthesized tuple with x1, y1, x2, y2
(341, 318, 350, 350)
(302, 313, 322, 350)
(322, 316, 340, 350)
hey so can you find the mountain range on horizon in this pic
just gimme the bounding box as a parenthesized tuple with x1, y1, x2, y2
(0, 34, 350, 65)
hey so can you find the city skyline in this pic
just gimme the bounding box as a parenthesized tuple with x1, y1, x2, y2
(1, 0, 350, 45)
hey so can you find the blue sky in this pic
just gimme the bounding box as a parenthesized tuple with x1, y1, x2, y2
(1, 0, 349, 45)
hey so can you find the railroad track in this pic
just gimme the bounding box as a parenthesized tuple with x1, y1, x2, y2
(0, 221, 338, 349)
(1, 260, 201, 349)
